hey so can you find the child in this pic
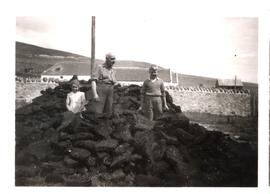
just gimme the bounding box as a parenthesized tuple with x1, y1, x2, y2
(57, 80, 86, 132)
(139, 65, 169, 121)
(66, 79, 86, 113)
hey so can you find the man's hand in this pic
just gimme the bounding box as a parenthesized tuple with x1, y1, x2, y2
(114, 82, 121, 88)
(163, 104, 169, 111)
(137, 106, 144, 114)
(93, 94, 100, 102)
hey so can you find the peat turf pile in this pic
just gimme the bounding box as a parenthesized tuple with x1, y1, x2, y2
(15, 84, 257, 186)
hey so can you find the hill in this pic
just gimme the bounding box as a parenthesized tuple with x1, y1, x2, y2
(16, 41, 90, 77)
(16, 41, 258, 90)
(16, 41, 160, 77)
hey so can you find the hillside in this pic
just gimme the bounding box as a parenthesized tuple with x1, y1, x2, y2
(16, 41, 90, 77)
(16, 41, 258, 90)
(16, 42, 159, 77)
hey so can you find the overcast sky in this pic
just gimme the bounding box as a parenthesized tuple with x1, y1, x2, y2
(16, 15, 258, 83)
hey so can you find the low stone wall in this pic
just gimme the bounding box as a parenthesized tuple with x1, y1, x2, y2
(166, 86, 254, 117)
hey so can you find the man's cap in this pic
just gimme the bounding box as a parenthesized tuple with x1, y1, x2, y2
(106, 53, 116, 60)
(149, 65, 159, 71)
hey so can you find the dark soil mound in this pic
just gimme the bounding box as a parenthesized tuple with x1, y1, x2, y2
(15, 83, 257, 186)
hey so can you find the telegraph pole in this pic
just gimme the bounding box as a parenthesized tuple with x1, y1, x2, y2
(91, 16, 96, 78)
(234, 75, 237, 91)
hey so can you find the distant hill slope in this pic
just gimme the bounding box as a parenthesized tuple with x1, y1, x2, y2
(16, 41, 84, 57)
(16, 41, 90, 76)
(15, 41, 258, 91)
(16, 41, 159, 76)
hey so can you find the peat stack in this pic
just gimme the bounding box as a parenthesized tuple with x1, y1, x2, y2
(15, 83, 257, 186)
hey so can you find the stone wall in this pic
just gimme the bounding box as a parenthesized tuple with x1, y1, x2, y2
(166, 86, 254, 117)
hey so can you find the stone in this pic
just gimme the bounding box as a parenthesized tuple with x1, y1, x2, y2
(93, 120, 114, 138)
(69, 148, 91, 162)
(45, 173, 65, 185)
(134, 174, 162, 186)
(134, 114, 155, 131)
(110, 169, 126, 181)
(64, 156, 80, 168)
(112, 123, 132, 142)
(95, 139, 119, 152)
(73, 140, 97, 152)
(85, 156, 97, 167)
(175, 128, 194, 143)
(115, 143, 133, 154)
(159, 130, 178, 145)
(110, 152, 132, 168)
(165, 145, 192, 176)
(60, 132, 95, 141)
(15, 165, 39, 178)
(20, 140, 54, 163)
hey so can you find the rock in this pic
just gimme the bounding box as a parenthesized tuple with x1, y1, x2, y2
(159, 130, 179, 145)
(189, 123, 209, 144)
(161, 173, 189, 186)
(50, 139, 72, 154)
(134, 114, 155, 131)
(165, 145, 191, 175)
(39, 118, 60, 130)
(175, 128, 194, 143)
(112, 123, 132, 142)
(69, 148, 91, 162)
(16, 151, 38, 166)
(73, 140, 96, 152)
(147, 138, 166, 162)
(95, 139, 119, 152)
(93, 120, 114, 138)
(150, 161, 171, 176)
(156, 112, 190, 130)
(45, 173, 65, 185)
(110, 169, 126, 181)
(19, 140, 54, 163)
(134, 174, 162, 186)
(64, 156, 80, 168)
(15, 165, 39, 178)
(110, 152, 132, 168)
(64, 174, 92, 186)
(115, 143, 133, 154)
(59, 132, 95, 141)
(85, 156, 97, 167)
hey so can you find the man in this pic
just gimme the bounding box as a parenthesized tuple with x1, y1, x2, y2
(88, 53, 118, 117)
(57, 79, 86, 132)
(139, 65, 169, 121)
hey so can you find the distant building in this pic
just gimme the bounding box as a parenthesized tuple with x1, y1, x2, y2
(41, 61, 178, 86)
(215, 79, 243, 89)
(41, 62, 92, 82)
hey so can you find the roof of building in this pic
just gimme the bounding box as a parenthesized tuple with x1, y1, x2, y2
(42, 61, 173, 82)
(216, 79, 243, 87)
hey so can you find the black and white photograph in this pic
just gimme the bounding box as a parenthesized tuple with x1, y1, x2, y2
(2, 0, 270, 193)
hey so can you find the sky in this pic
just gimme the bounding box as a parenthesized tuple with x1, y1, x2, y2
(16, 15, 259, 83)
